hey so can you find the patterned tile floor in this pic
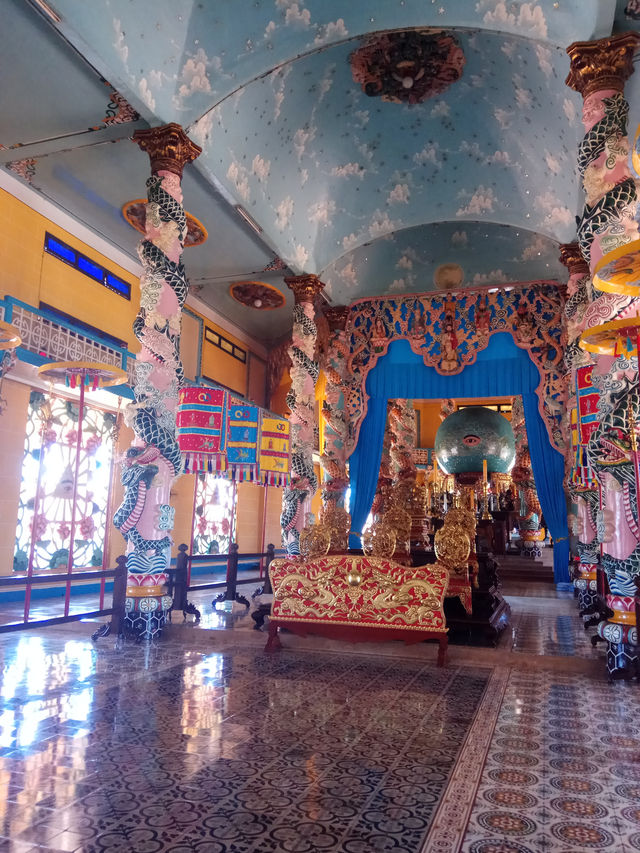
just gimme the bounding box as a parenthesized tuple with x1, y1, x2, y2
(0, 579, 636, 852)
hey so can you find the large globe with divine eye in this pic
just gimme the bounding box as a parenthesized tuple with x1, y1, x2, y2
(434, 406, 515, 475)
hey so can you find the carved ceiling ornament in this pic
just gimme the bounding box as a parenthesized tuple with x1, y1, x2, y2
(230, 280, 285, 310)
(323, 305, 349, 332)
(122, 199, 208, 247)
(566, 33, 640, 98)
(349, 29, 465, 105)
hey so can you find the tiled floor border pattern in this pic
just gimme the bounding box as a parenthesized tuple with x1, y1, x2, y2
(421, 666, 510, 852)
(460, 668, 640, 852)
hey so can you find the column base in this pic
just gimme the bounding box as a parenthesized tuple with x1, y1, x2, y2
(124, 594, 173, 641)
(596, 621, 639, 680)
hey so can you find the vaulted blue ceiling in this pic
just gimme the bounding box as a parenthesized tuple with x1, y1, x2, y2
(2, 0, 638, 340)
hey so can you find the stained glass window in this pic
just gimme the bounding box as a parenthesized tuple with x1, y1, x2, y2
(192, 475, 236, 555)
(14, 391, 117, 572)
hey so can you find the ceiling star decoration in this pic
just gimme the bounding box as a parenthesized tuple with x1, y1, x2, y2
(349, 30, 465, 105)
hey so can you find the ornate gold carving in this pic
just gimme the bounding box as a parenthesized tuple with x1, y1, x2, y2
(320, 504, 351, 552)
(299, 524, 331, 558)
(133, 123, 202, 177)
(362, 521, 397, 558)
(349, 30, 465, 105)
(269, 555, 448, 628)
(566, 33, 640, 98)
(383, 504, 412, 553)
(559, 242, 589, 277)
(284, 274, 325, 304)
(266, 336, 292, 403)
(323, 305, 349, 332)
(434, 524, 471, 575)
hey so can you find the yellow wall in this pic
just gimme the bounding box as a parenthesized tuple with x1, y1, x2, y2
(0, 187, 278, 576)
(414, 397, 513, 448)
(235, 482, 283, 552)
(413, 401, 442, 447)
(0, 188, 140, 350)
(171, 473, 197, 557)
(197, 314, 249, 396)
(181, 311, 201, 384)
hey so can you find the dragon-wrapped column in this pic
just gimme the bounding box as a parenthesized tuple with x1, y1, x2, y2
(114, 123, 201, 639)
(281, 274, 324, 554)
(319, 306, 351, 512)
(559, 243, 600, 615)
(567, 34, 640, 676)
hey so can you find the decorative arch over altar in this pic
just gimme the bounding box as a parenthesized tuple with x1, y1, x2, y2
(342, 292, 570, 583)
(343, 281, 567, 456)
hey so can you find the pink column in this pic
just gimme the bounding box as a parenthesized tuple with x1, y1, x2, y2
(566, 34, 640, 674)
(281, 274, 324, 554)
(113, 123, 201, 639)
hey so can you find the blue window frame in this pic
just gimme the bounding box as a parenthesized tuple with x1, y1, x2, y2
(44, 233, 131, 300)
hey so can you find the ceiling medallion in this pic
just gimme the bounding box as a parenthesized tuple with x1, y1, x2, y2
(230, 281, 285, 310)
(434, 263, 464, 290)
(122, 200, 208, 247)
(349, 30, 465, 105)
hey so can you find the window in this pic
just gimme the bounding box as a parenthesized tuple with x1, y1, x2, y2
(14, 391, 118, 572)
(458, 402, 512, 416)
(204, 327, 247, 363)
(44, 233, 131, 300)
(192, 476, 237, 555)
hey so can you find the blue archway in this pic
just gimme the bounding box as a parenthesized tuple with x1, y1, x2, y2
(348, 333, 569, 583)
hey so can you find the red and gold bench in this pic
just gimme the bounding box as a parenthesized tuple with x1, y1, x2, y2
(265, 554, 449, 666)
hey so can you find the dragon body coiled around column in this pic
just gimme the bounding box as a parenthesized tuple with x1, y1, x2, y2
(113, 169, 190, 632)
(320, 325, 352, 509)
(281, 301, 319, 554)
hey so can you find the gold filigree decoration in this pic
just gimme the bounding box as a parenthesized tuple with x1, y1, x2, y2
(435, 524, 470, 576)
(383, 504, 412, 552)
(284, 274, 325, 304)
(133, 123, 201, 178)
(269, 555, 448, 630)
(362, 521, 397, 558)
(443, 508, 477, 542)
(566, 33, 640, 97)
(299, 524, 331, 558)
(320, 505, 351, 552)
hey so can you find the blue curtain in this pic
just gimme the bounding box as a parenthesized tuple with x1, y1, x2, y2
(522, 394, 570, 584)
(348, 397, 387, 548)
(348, 334, 569, 583)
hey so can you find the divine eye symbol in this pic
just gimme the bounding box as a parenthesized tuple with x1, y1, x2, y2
(463, 434, 481, 446)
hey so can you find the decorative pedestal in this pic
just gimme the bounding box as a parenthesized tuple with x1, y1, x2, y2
(443, 554, 510, 646)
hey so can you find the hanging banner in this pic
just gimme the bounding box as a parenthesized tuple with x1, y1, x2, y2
(177, 386, 228, 473)
(226, 399, 260, 482)
(573, 367, 598, 490)
(259, 414, 291, 486)
(576, 365, 599, 446)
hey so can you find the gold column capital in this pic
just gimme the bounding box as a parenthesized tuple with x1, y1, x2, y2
(284, 273, 325, 304)
(566, 32, 640, 97)
(558, 242, 589, 277)
(133, 123, 201, 178)
(324, 305, 349, 332)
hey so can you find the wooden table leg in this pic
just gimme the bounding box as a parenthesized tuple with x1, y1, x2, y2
(264, 619, 282, 652)
(437, 636, 448, 667)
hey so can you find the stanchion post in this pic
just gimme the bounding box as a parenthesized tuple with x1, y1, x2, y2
(263, 543, 275, 595)
(226, 543, 239, 599)
(214, 542, 249, 608)
(111, 555, 127, 635)
(174, 544, 189, 611)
